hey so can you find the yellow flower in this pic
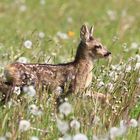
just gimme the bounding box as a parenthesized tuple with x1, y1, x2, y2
(68, 31, 75, 37)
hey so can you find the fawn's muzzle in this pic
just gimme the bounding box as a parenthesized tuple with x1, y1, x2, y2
(104, 52, 111, 57)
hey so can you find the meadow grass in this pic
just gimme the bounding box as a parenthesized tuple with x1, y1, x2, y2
(0, 0, 140, 140)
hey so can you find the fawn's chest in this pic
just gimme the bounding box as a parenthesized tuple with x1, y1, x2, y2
(76, 61, 93, 88)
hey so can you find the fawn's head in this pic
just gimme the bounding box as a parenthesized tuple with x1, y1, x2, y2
(75, 24, 111, 61)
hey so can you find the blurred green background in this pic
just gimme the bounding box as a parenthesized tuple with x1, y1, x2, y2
(0, 0, 140, 65)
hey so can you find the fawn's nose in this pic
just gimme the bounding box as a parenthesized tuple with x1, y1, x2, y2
(104, 51, 111, 57)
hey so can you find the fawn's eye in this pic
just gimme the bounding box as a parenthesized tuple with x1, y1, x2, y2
(95, 45, 102, 49)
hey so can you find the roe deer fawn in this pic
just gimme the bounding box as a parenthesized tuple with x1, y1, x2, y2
(0, 24, 111, 103)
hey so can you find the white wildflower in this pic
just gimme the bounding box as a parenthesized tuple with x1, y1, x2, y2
(67, 17, 73, 23)
(107, 10, 117, 21)
(130, 42, 139, 49)
(24, 40, 32, 49)
(92, 116, 100, 125)
(129, 119, 138, 127)
(28, 104, 43, 116)
(111, 64, 122, 71)
(112, 36, 119, 42)
(57, 119, 69, 134)
(54, 86, 63, 96)
(5, 132, 12, 138)
(38, 32, 45, 38)
(109, 127, 120, 139)
(40, 0, 46, 5)
(137, 78, 140, 84)
(109, 120, 127, 139)
(73, 133, 88, 140)
(0, 137, 6, 140)
(13, 86, 21, 95)
(19, 120, 30, 132)
(30, 136, 39, 140)
(59, 102, 72, 116)
(57, 32, 69, 40)
(23, 85, 36, 97)
(58, 138, 63, 140)
(135, 54, 140, 62)
(119, 120, 127, 135)
(19, 4, 27, 12)
(97, 81, 104, 88)
(63, 134, 72, 140)
(135, 62, 140, 70)
(51, 52, 56, 56)
(92, 135, 98, 140)
(17, 57, 29, 63)
(125, 65, 131, 72)
(70, 119, 80, 130)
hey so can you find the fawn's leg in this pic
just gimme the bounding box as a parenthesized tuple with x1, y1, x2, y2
(0, 82, 14, 104)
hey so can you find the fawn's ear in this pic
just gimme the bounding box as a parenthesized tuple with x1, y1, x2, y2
(80, 24, 90, 42)
(89, 26, 94, 36)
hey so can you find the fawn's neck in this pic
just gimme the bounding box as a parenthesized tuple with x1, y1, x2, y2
(73, 41, 94, 89)
(74, 41, 94, 71)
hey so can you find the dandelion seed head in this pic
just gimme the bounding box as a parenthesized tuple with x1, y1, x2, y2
(57, 32, 69, 40)
(70, 119, 80, 130)
(130, 42, 139, 49)
(112, 36, 119, 42)
(24, 40, 32, 49)
(30, 136, 39, 140)
(19, 4, 27, 12)
(63, 134, 72, 140)
(126, 65, 131, 72)
(57, 119, 69, 134)
(67, 17, 73, 23)
(58, 138, 63, 140)
(23, 85, 36, 97)
(59, 102, 72, 116)
(137, 78, 140, 84)
(135, 54, 140, 62)
(109, 127, 120, 139)
(38, 32, 45, 38)
(135, 62, 140, 70)
(5, 132, 12, 138)
(0, 137, 6, 140)
(73, 133, 88, 140)
(107, 10, 117, 21)
(19, 120, 30, 132)
(40, 0, 46, 5)
(92, 116, 100, 125)
(51, 52, 57, 56)
(28, 104, 43, 116)
(129, 119, 138, 127)
(17, 57, 29, 63)
(119, 120, 127, 135)
(92, 135, 98, 140)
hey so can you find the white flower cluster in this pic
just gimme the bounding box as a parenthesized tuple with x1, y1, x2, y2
(28, 104, 43, 116)
(17, 57, 29, 63)
(92, 119, 138, 140)
(59, 102, 72, 116)
(24, 40, 32, 49)
(19, 120, 31, 132)
(57, 102, 89, 140)
(57, 32, 69, 40)
(23, 85, 36, 97)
